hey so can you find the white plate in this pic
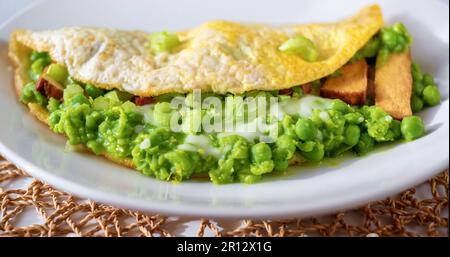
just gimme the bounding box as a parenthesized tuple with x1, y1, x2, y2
(0, 0, 448, 218)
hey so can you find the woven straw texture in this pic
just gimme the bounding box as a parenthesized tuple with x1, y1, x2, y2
(0, 155, 448, 237)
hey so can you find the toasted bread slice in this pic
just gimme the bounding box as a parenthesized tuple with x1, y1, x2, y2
(320, 59, 368, 105)
(374, 51, 412, 120)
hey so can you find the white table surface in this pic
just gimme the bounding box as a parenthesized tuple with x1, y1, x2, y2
(0, 0, 448, 237)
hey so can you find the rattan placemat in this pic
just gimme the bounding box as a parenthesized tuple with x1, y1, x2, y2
(0, 155, 448, 237)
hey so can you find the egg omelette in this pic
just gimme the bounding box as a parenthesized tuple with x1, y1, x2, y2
(9, 4, 383, 98)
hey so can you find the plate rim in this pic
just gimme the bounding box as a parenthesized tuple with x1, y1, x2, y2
(0, 0, 449, 218)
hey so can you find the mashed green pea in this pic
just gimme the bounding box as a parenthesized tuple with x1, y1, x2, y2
(272, 135, 297, 172)
(360, 106, 398, 142)
(208, 135, 252, 184)
(20, 82, 47, 106)
(132, 129, 190, 181)
(28, 51, 51, 81)
(31, 51, 430, 185)
(295, 118, 318, 141)
(401, 116, 425, 141)
(354, 132, 375, 156)
(47, 98, 61, 113)
(301, 142, 324, 162)
(351, 36, 380, 62)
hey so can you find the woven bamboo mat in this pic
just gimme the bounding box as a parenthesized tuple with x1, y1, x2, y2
(0, 155, 448, 237)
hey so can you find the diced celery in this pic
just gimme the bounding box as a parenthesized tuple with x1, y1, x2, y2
(104, 91, 121, 103)
(63, 84, 84, 101)
(104, 90, 133, 102)
(279, 35, 318, 62)
(121, 101, 137, 112)
(92, 96, 111, 111)
(46, 64, 69, 85)
(148, 31, 181, 54)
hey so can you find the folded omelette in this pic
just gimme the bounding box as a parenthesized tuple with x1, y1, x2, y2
(11, 5, 383, 96)
(9, 4, 440, 184)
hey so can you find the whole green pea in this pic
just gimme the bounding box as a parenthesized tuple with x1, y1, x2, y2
(30, 51, 50, 62)
(85, 84, 105, 99)
(328, 99, 350, 113)
(354, 133, 375, 156)
(381, 29, 397, 49)
(30, 58, 50, 80)
(412, 70, 423, 82)
(422, 86, 441, 106)
(422, 74, 435, 86)
(295, 118, 318, 141)
(344, 125, 361, 146)
(390, 120, 403, 140)
(411, 63, 422, 75)
(297, 141, 315, 152)
(276, 135, 297, 157)
(411, 95, 424, 113)
(413, 81, 425, 96)
(301, 143, 324, 162)
(273, 148, 289, 172)
(401, 116, 425, 141)
(251, 142, 272, 163)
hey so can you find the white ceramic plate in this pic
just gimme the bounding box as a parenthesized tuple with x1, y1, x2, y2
(0, 0, 448, 218)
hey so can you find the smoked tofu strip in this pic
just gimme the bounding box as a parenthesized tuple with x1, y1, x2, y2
(374, 51, 413, 120)
(320, 59, 368, 105)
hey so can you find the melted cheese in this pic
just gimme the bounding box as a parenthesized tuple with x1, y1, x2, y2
(278, 95, 331, 118)
(178, 134, 222, 158)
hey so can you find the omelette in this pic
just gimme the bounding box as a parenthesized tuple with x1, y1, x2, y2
(10, 5, 383, 96)
(8, 4, 442, 184)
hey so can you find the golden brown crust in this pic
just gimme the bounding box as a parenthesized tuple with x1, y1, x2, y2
(374, 51, 413, 120)
(9, 30, 33, 96)
(320, 59, 368, 105)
